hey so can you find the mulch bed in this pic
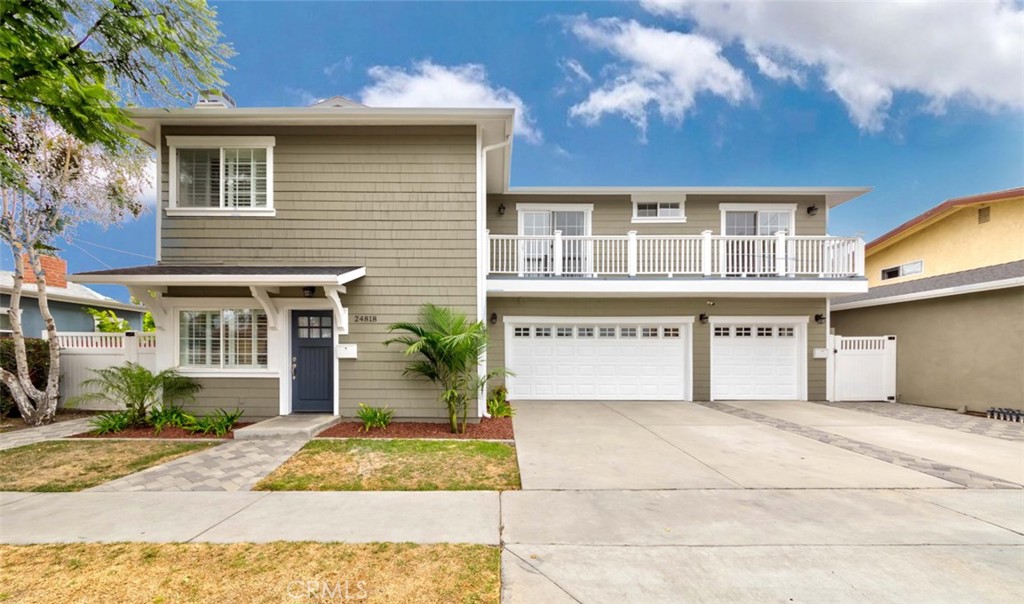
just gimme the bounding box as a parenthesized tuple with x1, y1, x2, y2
(69, 423, 254, 440)
(317, 417, 514, 440)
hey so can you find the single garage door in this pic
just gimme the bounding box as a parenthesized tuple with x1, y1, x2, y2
(711, 321, 804, 400)
(505, 318, 692, 401)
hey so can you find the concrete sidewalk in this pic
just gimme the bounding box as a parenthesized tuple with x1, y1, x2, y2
(0, 491, 499, 545)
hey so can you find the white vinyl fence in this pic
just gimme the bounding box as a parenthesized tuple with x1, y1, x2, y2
(50, 331, 158, 410)
(830, 335, 897, 402)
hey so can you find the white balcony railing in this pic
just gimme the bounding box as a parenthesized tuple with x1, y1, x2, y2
(488, 230, 865, 278)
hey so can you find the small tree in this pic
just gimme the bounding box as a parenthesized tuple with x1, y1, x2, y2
(84, 307, 131, 332)
(385, 304, 507, 433)
(0, 111, 147, 425)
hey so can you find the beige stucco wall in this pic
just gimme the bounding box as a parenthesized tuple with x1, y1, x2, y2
(159, 125, 478, 420)
(866, 197, 1024, 287)
(832, 287, 1024, 411)
(487, 297, 828, 401)
(487, 194, 828, 237)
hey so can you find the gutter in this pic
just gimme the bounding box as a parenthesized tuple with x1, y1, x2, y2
(477, 135, 511, 419)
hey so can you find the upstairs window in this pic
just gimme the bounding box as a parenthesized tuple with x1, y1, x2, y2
(167, 136, 275, 215)
(632, 199, 686, 223)
(880, 260, 923, 281)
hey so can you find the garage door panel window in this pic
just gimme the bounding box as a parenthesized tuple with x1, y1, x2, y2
(577, 327, 595, 338)
(620, 327, 638, 338)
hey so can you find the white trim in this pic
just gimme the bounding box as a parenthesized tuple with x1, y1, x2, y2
(75, 267, 366, 287)
(155, 123, 162, 262)
(831, 277, 1024, 311)
(719, 203, 798, 236)
(487, 277, 868, 297)
(166, 135, 276, 213)
(708, 315, 809, 401)
(515, 202, 594, 212)
(631, 197, 687, 224)
(503, 315, 696, 325)
(510, 187, 871, 208)
(177, 369, 279, 379)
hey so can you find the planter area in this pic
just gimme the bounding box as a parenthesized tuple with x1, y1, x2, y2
(70, 423, 254, 440)
(317, 416, 514, 440)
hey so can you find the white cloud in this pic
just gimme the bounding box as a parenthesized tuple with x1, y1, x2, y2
(745, 45, 804, 86)
(560, 58, 592, 84)
(566, 16, 751, 140)
(284, 86, 320, 106)
(140, 156, 157, 208)
(640, 0, 1024, 132)
(324, 56, 354, 79)
(359, 60, 542, 143)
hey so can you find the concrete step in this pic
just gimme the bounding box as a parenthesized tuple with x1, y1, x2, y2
(233, 414, 340, 440)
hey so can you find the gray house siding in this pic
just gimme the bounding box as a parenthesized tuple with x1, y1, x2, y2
(186, 377, 281, 420)
(487, 194, 828, 237)
(1, 294, 144, 335)
(487, 297, 828, 401)
(159, 125, 478, 419)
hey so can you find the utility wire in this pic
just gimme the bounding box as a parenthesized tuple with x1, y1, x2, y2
(74, 238, 155, 260)
(69, 242, 114, 269)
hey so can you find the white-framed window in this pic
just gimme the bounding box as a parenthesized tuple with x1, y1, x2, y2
(620, 327, 638, 338)
(714, 326, 730, 337)
(534, 326, 552, 337)
(577, 327, 595, 338)
(719, 203, 797, 236)
(599, 327, 616, 338)
(663, 327, 680, 338)
(178, 308, 268, 369)
(0, 307, 10, 332)
(167, 136, 275, 216)
(632, 201, 686, 223)
(642, 327, 659, 338)
(514, 326, 531, 338)
(881, 260, 924, 281)
(556, 326, 574, 338)
(516, 203, 593, 236)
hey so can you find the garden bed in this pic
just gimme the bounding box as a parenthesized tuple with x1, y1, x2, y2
(317, 416, 513, 440)
(69, 422, 254, 440)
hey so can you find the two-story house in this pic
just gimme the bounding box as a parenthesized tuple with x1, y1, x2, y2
(75, 93, 869, 420)
(832, 187, 1024, 412)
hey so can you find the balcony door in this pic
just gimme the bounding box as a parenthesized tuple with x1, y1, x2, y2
(722, 207, 794, 275)
(519, 207, 590, 276)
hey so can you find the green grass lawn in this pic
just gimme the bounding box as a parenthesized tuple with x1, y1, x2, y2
(254, 438, 521, 491)
(0, 542, 500, 604)
(0, 440, 216, 492)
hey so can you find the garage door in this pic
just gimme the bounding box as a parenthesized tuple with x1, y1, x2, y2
(506, 319, 692, 401)
(711, 322, 804, 400)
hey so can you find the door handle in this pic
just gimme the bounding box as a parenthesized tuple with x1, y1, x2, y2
(291, 356, 297, 381)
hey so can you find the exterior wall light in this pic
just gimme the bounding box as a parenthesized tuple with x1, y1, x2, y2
(814, 313, 826, 324)
(302, 286, 315, 298)
(699, 313, 709, 324)
(807, 205, 819, 216)
(490, 312, 498, 324)
(498, 203, 506, 216)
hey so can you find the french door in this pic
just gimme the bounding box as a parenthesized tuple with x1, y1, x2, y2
(723, 210, 792, 275)
(520, 210, 589, 275)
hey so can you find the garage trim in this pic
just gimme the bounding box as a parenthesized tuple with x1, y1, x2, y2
(708, 315, 809, 401)
(503, 315, 695, 401)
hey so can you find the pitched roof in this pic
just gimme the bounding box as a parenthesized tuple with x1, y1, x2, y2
(0, 271, 141, 312)
(868, 187, 1024, 254)
(832, 260, 1024, 310)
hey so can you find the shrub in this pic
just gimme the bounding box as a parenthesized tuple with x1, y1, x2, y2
(90, 411, 132, 435)
(71, 363, 202, 427)
(148, 404, 192, 435)
(356, 403, 394, 432)
(185, 408, 243, 437)
(486, 386, 515, 418)
(0, 338, 51, 420)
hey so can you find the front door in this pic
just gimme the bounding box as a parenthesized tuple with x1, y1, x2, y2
(291, 310, 334, 413)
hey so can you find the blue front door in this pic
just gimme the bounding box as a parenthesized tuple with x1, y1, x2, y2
(291, 310, 334, 413)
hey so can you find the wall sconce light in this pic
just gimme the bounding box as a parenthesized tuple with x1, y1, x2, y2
(699, 313, 709, 324)
(498, 203, 506, 216)
(489, 312, 498, 325)
(807, 205, 819, 216)
(302, 286, 315, 298)
(814, 313, 826, 324)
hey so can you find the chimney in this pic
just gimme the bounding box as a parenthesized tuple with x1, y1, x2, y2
(21, 255, 67, 289)
(195, 89, 237, 109)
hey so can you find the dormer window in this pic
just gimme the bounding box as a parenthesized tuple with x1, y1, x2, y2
(166, 136, 275, 216)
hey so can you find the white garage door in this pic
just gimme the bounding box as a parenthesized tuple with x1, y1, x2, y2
(711, 322, 804, 400)
(506, 319, 692, 401)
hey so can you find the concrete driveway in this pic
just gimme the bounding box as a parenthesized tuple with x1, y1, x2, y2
(503, 400, 1024, 603)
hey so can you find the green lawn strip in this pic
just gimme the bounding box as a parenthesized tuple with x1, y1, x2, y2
(255, 438, 521, 491)
(0, 440, 216, 492)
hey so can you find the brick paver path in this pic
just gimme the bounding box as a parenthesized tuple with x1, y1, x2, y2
(699, 402, 1022, 490)
(820, 401, 1024, 442)
(89, 438, 306, 492)
(0, 418, 94, 451)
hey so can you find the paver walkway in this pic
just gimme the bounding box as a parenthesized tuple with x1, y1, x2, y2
(0, 418, 93, 451)
(89, 438, 307, 492)
(821, 401, 1024, 441)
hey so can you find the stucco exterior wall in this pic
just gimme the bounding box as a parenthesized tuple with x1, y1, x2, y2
(866, 197, 1024, 287)
(832, 287, 1024, 411)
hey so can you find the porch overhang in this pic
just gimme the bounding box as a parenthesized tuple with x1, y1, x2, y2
(71, 265, 366, 288)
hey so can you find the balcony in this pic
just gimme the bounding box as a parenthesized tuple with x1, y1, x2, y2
(486, 230, 867, 297)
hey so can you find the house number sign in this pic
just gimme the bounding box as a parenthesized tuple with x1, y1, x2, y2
(352, 314, 378, 323)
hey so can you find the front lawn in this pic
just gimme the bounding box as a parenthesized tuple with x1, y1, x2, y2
(254, 439, 521, 491)
(0, 440, 215, 492)
(0, 542, 500, 604)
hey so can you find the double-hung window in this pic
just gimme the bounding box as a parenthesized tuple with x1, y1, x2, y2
(179, 309, 269, 369)
(167, 136, 275, 216)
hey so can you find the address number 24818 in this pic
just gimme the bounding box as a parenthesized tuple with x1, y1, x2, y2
(352, 314, 378, 324)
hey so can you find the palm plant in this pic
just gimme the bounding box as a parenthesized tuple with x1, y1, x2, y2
(71, 363, 202, 427)
(385, 304, 507, 433)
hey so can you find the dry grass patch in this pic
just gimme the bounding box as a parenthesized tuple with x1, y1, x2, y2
(0, 440, 215, 491)
(254, 439, 521, 491)
(0, 542, 500, 604)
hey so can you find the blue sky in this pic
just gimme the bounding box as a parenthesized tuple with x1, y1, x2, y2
(9, 0, 1021, 301)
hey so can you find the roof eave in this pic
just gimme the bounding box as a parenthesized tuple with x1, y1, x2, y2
(503, 186, 872, 207)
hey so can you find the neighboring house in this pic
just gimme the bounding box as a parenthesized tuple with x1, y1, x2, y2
(832, 188, 1024, 411)
(1, 256, 144, 336)
(74, 92, 870, 420)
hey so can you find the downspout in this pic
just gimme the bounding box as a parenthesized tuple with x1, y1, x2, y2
(477, 134, 511, 418)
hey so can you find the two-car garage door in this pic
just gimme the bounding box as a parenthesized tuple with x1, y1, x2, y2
(505, 316, 806, 402)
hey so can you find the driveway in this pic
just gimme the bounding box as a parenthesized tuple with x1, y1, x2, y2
(503, 400, 1024, 603)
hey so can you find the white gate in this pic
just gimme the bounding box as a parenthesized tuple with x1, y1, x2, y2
(49, 331, 159, 409)
(830, 335, 897, 402)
